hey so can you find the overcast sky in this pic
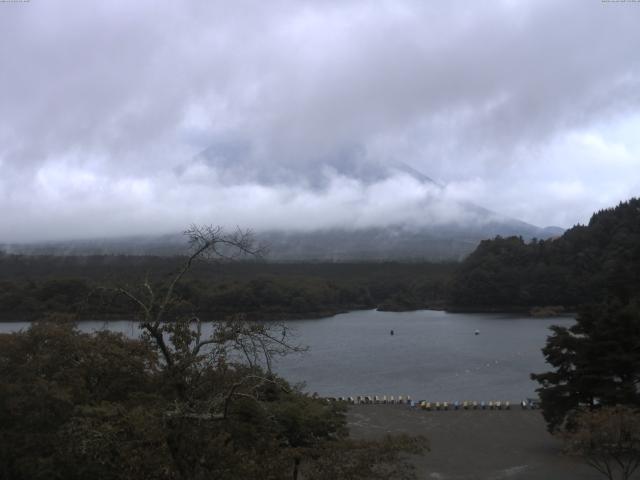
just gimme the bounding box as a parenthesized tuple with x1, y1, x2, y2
(1, 0, 639, 242)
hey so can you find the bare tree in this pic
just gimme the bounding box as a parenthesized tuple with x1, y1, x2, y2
(116, 225, 305, 409)
(563, 406, 640, 480)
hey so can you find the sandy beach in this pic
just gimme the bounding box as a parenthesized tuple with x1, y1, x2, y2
(347, 405, 601, 480)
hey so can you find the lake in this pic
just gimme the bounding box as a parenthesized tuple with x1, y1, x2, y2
(0, 309, 574, 401)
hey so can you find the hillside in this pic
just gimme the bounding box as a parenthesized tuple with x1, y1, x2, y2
(449, 198, 640, 309)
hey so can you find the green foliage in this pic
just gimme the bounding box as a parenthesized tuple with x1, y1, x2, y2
(0, 322, 426, 479)
(531, 300, 640, 433)
(450, 198, 640, 308)
(0, 323, 158, 479)
(0, 261, 454, 320)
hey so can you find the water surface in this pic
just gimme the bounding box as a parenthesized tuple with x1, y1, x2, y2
(0, 309, 574, 401)
(273, 310, 573, 401)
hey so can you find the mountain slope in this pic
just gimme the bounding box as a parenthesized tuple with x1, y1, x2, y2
(1, 160, 562, 261)
(450, 197, 640, 307)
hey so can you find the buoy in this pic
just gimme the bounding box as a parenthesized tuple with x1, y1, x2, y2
(475, 329, 480, 335)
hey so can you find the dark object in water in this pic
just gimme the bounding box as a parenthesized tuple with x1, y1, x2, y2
(474, 329, 480, 335)
(390, 329, 394, 336)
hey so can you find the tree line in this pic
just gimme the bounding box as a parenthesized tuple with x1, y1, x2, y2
(0, 257, 453, 321)
(450, 198, 640, 309)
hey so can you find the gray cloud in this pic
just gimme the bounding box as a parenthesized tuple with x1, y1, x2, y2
(1, 0, 639, 241)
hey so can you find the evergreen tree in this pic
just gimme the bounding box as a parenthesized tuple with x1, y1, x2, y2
(531, 300, 640, 432)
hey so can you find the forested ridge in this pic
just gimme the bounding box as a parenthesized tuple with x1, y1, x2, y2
(0, 257, 453, 321)
(4, 198, 640, 318)
(450, 198, 640, 309)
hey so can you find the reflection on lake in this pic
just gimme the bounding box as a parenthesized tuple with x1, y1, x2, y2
(0, 309, 574, 400)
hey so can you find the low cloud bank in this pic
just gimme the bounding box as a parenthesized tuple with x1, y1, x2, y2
(1, 0, 639, 241)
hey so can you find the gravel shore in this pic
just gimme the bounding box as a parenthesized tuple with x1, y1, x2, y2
(347, 405, 601, 479)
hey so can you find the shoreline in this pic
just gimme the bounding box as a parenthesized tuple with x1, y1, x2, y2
(0, 305, 576, 323)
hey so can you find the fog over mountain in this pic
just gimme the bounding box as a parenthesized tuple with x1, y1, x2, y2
(2, 158, 564, 260)
(1, 0, 639, 245)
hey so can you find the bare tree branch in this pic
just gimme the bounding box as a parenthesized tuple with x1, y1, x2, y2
(114, 224, 303, 419)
